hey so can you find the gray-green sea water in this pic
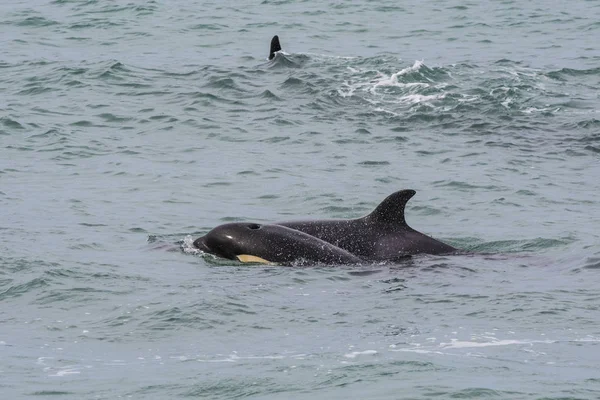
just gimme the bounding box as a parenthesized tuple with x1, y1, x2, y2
(1, 1, 600, 398)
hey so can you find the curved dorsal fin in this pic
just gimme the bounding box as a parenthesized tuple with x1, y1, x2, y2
(269, 35, 282, 60)
(365, 189, 416, 226)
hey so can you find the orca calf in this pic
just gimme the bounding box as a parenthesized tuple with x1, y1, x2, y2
(193, 190, 457, 265)
(268, 35, 282, 60)
(195, 223, 362, 265)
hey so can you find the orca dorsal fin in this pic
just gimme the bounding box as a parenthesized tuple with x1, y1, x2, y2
(365, 189, 416, 226)
(269, 35, 282, 60)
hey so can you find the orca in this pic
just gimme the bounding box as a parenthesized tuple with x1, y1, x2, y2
(268, 35, 282, 60)
(194, 223, 362, 265)
(276, 189, 456, 261)
(193, 190, 457, 265)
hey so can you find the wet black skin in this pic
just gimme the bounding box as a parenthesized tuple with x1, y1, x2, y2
(193, 190, 457, 264)
(268, 35, 282, 60)
(277, 190, 456, 261)
(194, 223, 362, 265)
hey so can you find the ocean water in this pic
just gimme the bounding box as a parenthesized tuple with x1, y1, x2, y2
(2, 0, 600, 398)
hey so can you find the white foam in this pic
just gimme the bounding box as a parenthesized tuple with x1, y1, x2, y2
(336, 59, 457, 116)
(37, 357, 53, 365)
(573, 337, 600, 343)
(195, 353, 295, 363)
(397, 60, 426, 76)
(344, 350, 378, 358)
(372, 107, 399, 116)
(391, 338, 556, 355)
(49, 368, 81, 377)
(523, 106, 559, 114)
(371, 61, 429, 90)
(440, 339, 534, 349)
(402, 93, 446, 104)
(181, 235, 201, 254)
(393, 348, 445, 355)
(457, 94, 479, 103)
(339, 60, 430, 96)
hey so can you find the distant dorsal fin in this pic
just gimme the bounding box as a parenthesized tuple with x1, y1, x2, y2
(269, 35, 282, 60)
(365, 189, 416, 226)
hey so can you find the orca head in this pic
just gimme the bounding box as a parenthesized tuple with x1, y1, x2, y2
(195, 222, 264, 260)
(192, 235, 211, 253)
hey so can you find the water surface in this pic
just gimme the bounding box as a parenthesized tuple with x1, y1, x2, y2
(1, 0, 600, 398)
